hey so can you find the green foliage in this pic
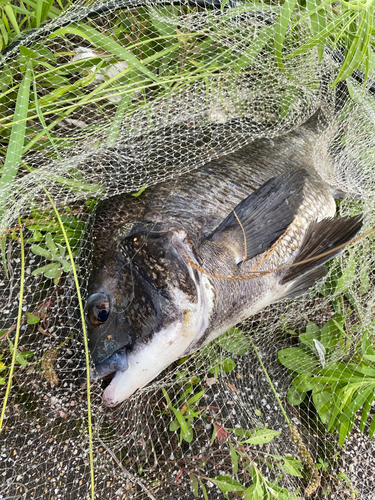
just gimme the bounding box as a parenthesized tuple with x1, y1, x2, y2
(162, 385, 205, 444)
(15, 207, 85, 283)
(0, 338, 34, 385)
(208, 426, 303, 500)
(279, 315, 375, 447)
(200, 327, 249, 378)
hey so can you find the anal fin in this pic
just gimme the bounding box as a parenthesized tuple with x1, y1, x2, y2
(279, 266, 327, 300)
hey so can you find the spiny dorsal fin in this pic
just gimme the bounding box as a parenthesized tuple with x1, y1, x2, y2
(207, 169, 309, 264)
(280, 215, 363, 285)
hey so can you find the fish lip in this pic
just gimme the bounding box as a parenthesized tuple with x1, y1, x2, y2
(91, 346, 130, 380)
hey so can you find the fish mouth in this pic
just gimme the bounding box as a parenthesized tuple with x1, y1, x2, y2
(91, 347, 130, 386)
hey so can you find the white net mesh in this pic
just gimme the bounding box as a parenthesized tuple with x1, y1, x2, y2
(1, 1, 375, 499)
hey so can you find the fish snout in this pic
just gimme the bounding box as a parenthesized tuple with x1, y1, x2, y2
(91, 347, 130, 380)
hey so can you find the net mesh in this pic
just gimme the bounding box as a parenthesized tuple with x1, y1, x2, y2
(1, 1, 375, 499)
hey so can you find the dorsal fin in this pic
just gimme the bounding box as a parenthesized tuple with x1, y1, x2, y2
(207, 169, 309, 264)
(280, 215, 363, 286)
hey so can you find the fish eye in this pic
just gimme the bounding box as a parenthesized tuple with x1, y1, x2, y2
(85, 293, 110, 325)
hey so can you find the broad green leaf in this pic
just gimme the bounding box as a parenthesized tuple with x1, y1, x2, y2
(61, 259, 73, 273)
(278, 347, 318, 373)
(169, 418, 180, 432)
(244, 481, 263, 500)
(319, 314, 344, 351)
(187, 390, 204, 406)
(216, 327, 249, 355)
(56, 243, 66, 258)
(291, 372, 316, 392)
(299, 322, 320, 350)
(312, 385, 333, 424)
(43, 263, 61, 279)
(287, 386, 306, 405)
(19, 46, 39, 59)
(212, 476, 245, 493)
(30, 244, 53, 260)
(363, 354, 375, 362)
(25, 312, 40, 325)
(234, 427, 254, 438)
(32, 262, 58, 276)
(222, 357, 236, 372)
(8, 339, 33, 367)
(45, 233, 58, 254)
(281, 457, 303, 478)
(240, 428, 280, 446)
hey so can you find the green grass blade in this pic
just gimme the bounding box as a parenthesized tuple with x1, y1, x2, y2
(3, 5, 20, 34)
(35, 0, 43, 27)
(1, 235, 9, 279)
(338, 417, 353, 448)
(233, 25, 275, 72)
(41, 0, 55, 24)
(32, 69, 62, 160)
(50, 23, 162, 84)
(369, 412, 375, 439)
(359, 398, 372, 433)
(306, 0, 327, 63)
(285, 11, 354, 60)
(332, 6, 374, 87)
(0, 18, 8, 46)
(22, 0, 61, 19)
(43, 188, 95, 500)
(0, 61, 32, 217)
(106, 93, 131, 147)
(274, 0, 297, 72)
(0, 216, 25, 432)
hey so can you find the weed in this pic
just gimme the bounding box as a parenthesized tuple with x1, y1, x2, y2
(279, 313, 375, 447)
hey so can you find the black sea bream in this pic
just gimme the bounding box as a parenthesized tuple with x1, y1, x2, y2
(85, 111, 362, 406)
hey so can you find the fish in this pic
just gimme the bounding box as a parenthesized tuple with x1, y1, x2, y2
(85, 110, 363, 407)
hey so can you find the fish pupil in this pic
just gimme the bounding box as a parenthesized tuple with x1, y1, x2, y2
(97, 309, 109, 322)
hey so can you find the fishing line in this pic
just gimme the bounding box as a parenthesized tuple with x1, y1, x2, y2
(185, 223, 375, 281)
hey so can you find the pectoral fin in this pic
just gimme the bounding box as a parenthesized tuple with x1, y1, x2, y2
(207, 169, 308, 264)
